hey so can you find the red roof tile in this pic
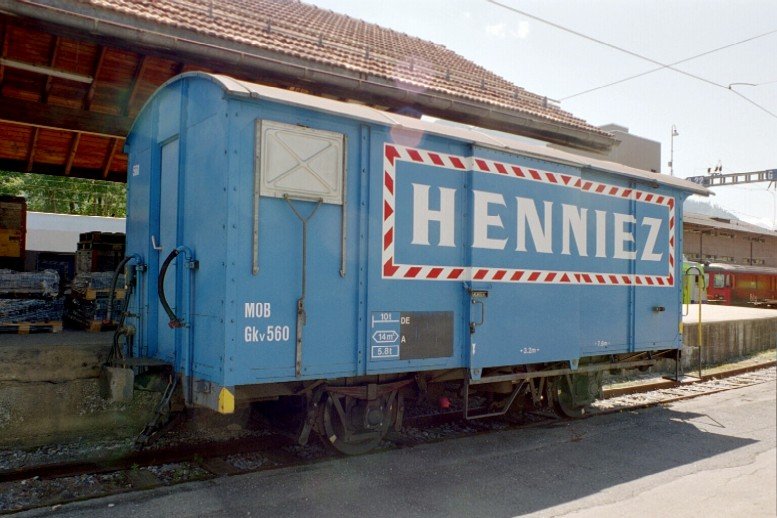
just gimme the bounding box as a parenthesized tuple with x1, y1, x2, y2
(85, 0, 609, 139)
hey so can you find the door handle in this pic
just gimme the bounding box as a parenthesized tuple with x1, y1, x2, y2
(151, 235, 163, 251)
(470, 299, 485, 334)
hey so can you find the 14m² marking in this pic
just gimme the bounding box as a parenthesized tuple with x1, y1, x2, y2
(370, 311, 454, 361)
(371, 312, 401, 359)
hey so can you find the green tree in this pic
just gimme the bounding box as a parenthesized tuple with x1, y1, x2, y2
(0, 171, 126, 217)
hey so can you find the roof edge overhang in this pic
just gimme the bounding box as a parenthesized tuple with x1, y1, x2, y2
(1, 0, 617, 153)
(684, 215, 776, 238)
(132, 72, 708, 197)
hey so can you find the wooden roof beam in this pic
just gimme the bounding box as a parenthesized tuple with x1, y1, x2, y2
(0, 97, 131, 138)
(64, 131, 81, 176)
(0, 20, 9, 86)
(0, 57, 93, 83)
(83, 45, 106, 111)
(101, 137, 120, 178)
(26, 127, 40, 173)
(123, 54, 147, 115)
(41, 35, 61, 104)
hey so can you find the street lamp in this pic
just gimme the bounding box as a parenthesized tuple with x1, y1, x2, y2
(669, 125, 679, 176)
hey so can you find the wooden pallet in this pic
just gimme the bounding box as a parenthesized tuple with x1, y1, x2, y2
(63, 315, 118, 332)
(80, 288, 126, 301)
(83, 320, 118, 332)
(0, 321, 63, 334)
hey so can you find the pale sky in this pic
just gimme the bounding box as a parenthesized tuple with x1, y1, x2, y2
(307, 0, 777, 230)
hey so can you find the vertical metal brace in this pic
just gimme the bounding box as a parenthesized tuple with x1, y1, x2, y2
(340, 136, 348, 277)
(683, 266, 705, 379)
(252, 122, 263, 275)
(284, 195, 323, 377)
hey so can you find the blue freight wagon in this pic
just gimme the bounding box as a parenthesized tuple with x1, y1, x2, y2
(121, 72, 707, 453)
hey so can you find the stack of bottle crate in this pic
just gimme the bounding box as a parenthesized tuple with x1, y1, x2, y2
(0, 269, 63, 333)
(65, 272, 125, 331)
(0, 195, 26, 271)
(75, 231, 125, 275)
(65, 232, 126, 331)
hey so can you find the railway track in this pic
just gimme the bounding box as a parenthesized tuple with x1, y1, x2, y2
(593, 364, 776, 415)
(1, 363, 774, 514)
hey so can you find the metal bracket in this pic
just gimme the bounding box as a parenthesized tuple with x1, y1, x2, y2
(470, 299, 485, 334)
(468, 288, 487, 334)
(297, 387, 325, 446)
(463, 378, 527, 421)
(284, 195, 323, 377)
(526, 377, 545, 405)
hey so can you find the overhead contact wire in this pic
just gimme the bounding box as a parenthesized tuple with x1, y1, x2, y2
(486, 0, 777, 119)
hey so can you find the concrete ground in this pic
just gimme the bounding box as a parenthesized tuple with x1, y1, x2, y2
(680, 305, 776, 369)
(682, 303, 777, 323)
(18, 378, 776, 518)
(0, 329, 111, 348)
(0, 330, 157, 448)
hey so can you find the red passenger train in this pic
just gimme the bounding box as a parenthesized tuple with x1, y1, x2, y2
(705, 263, 777, 306)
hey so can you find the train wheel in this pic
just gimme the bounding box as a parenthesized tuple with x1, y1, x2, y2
(320, 391, 396, 455)
(552, 374, 595, 418)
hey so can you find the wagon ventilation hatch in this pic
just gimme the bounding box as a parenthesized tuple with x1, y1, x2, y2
(256, 120, 345, 205)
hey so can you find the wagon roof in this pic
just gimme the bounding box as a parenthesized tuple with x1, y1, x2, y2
(137, 72, 710, 196)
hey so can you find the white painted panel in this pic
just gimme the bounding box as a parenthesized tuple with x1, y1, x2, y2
(257, 120, 344, 205)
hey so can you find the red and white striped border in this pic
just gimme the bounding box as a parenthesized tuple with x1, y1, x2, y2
(382, 144, 676, 286)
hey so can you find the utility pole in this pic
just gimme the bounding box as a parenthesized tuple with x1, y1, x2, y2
(669, 125, 679, 176)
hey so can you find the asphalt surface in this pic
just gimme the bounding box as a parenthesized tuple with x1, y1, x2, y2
(18, 381, 776, 518)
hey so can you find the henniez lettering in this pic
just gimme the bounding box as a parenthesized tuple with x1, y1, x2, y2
(410, 184, 664, 262)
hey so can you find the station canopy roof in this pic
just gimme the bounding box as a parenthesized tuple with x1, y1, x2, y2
(684, 212, 777, 238)
(0, 0, 616, 183)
